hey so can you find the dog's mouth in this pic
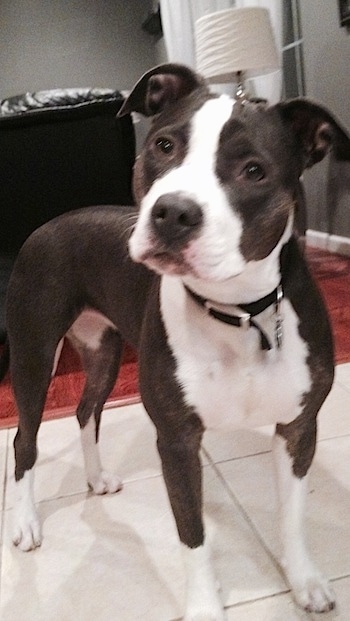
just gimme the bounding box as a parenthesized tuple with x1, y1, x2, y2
(138, 249, 192, 276)
(129, 226, 246, 282)
(135, 247, 245, 283)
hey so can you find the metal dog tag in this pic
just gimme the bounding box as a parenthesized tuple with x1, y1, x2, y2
(275, 284, 283, 349)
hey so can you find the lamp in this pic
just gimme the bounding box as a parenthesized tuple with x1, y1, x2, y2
(195, 7, 280, 102)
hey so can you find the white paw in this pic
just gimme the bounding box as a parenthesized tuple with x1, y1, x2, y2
(184, 604, 225, 621)
(183, 542, 225, 621)
(184, 578, 225, 621)
(290, 570, 335, 613)
(13, 508, 42, 552)
(88, 471, 123, 495)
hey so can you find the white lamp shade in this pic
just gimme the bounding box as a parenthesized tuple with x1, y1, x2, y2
(195, 7, 280, 83)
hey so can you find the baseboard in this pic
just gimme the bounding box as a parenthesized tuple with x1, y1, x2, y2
(306, 229, 350, 256)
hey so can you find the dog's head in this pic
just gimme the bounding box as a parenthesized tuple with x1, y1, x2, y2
(119, 64, 350, 283)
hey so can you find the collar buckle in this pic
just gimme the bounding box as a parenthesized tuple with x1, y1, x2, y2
(275, 284, 284, 349)
(204, 300, 250, 330)
(237, 310, 251, 331)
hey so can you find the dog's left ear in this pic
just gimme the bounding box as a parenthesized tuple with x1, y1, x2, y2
(276, 99, 350, 169)
(118, 63, 207, 117)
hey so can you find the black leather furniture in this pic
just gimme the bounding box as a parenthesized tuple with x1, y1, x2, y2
(0, 87, 136, 341)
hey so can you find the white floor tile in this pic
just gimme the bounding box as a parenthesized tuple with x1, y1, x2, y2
(226, 575, 350, 620)
(0, 464, 286, 621)
(318, 381, 350, 441)
(203, 424, 273, 464)
(0, 429, 8, 511)
(1, 477, 183, 621)
(0, 429, 8, 573)
(335, 362, 350, 391)
(5, 403, 161, 509)
(198, 468, 286, 609)
(1, 361, 350, 621)
(217, 434, 350, 582)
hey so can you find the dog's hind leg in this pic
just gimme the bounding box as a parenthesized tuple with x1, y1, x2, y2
(12, 345, 56, 551)
(273, 421, 335, 613)
(68, 312, 124, 495)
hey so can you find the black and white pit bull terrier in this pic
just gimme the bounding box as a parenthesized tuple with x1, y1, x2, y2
(2, 64, 350, 620)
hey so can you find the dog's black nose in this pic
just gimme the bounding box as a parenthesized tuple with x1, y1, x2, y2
(151, 193, 203, 244)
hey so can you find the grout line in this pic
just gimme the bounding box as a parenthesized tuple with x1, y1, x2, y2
(331, 573, 350, 583)
(220, 588, 291, 612)
(202, 447, 272, 467)
(170, 573, 350, 621)
(334, 378, 350, 396)
(2, 470, 164, 514)
(318, 432, 350, 444)
(202, 447, 286, 580)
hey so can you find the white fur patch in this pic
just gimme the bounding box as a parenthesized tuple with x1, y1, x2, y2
(129, 96, 247, 282)
(80, 416, 122, 494)
(12, 470, 42, 551)
(273, 435, 335, 612)
(183, 213, 293, 305)
(52, 337, 64, 377)
(182, 541, 224, 621)
(68, 309, 116, 351)
(162, 278, 310, 431)
(51, 310, 117, 378)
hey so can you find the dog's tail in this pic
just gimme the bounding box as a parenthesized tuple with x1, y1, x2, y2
(0, 340, 10, 382)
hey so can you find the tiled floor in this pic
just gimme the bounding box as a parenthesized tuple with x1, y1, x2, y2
(0, 365, 350, 620)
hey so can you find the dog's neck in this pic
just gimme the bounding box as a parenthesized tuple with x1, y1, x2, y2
(182, 212, 294, 306)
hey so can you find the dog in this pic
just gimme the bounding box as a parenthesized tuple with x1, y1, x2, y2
(2, 63, 350, 620)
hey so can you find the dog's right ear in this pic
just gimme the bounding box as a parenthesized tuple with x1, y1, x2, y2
(118, 63, 207, 117)
(276, 99, 350, 168)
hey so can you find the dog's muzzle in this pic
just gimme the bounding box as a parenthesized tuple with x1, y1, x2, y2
(151, 193, 203, 247)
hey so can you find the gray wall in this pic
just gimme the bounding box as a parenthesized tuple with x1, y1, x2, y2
(0, 0, 157, 97)
(0, 0, 160, 154)
(300, 0, 350, 236)
(2, 1, 348, 236)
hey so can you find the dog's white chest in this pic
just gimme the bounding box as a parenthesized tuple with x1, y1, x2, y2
(161, 277, 311, 430)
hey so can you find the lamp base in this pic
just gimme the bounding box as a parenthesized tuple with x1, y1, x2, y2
(234, 71, 249, 102)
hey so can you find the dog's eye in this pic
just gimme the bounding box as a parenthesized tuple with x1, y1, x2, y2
(155, 137, 174, 154)
(244, 163, 265, 181)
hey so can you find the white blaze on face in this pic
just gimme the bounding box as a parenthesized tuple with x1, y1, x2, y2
(129, 96, 247, 282)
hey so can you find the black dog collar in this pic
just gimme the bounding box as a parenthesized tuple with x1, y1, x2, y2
(184, 283, 283, 350)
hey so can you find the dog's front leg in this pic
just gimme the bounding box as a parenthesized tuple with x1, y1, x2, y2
(181, 541, 224, 621)
(273, 424, 335, 613)
(140, 292, 225, 620)
(157, 419, 225, 621)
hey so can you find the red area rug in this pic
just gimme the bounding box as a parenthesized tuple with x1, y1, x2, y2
(0, 342, 139, 429)
(306, 246, 350, 364)
(0, 245, 350, 429)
